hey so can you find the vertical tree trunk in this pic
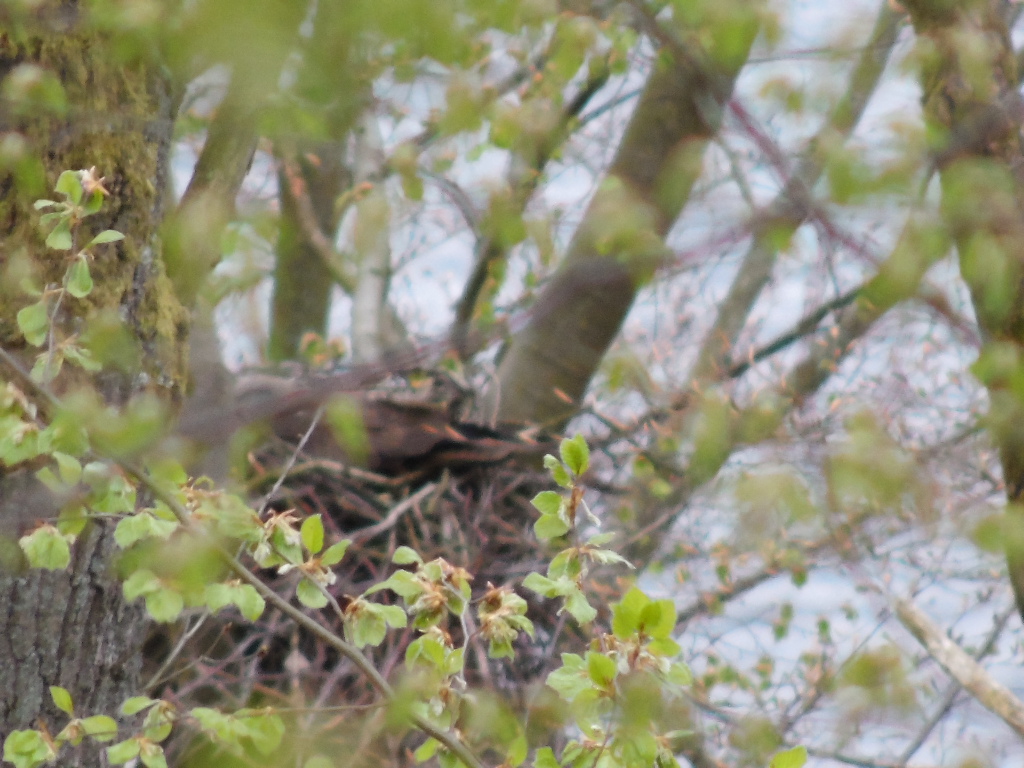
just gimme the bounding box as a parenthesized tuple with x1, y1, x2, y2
(901, 1, 1024, 621)
(268, 152, 346, 361)
(0, 5, 187, 760)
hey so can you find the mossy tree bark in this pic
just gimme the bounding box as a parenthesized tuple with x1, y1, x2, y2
(0, 6, 188, 760)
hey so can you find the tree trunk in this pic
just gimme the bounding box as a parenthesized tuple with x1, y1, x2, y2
(902, 0, 1024, 622)
(268, 151, 345, 361)
(0, 6, 187, 760)
(486, 10, 761, 428)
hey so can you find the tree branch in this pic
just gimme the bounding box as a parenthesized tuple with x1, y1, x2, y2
(689, 1, 902, 383)
(0, 345, 488, 768)
(894, 596, 1024, 737)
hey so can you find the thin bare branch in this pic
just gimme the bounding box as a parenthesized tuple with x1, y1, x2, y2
(894, 596, 1024, 737)
(896, 604, 1016, 765)
(690, 1, 902, 383)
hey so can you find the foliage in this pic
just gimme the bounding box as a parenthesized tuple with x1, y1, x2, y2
(7, 0, 1024, 765)
(1, 204, 781, 764)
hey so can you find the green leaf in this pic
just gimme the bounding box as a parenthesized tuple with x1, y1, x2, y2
(560, 434, 590, 475)
(206, 582, 265, 621)
(114, 512, 178, 548)
(205, 583, 235, 613)
(34, 199, 57, 209)
(378, 603, 408, 628)
(534, 513, 569, 541)
(649, 637, 682, 657)
(123, 569, 161, 600)
(19, 525, 71, 570)
(16, 300, 49, 346)
(564, 588, 597, 624)
(83, 190, 105, 215)
(297, 578, 328, 608)
(546, 654, 591, 701)
(321, 539, 350, 566)
(66, 257, 93, 298)
(348, 610, 387, 648)
(140, 743, 168, 768)
(589, 548, 633, 569)
(88, 229, 124, 246)
(545, 455, 572, 488)
(142, 712, 172, 744)
(641, 598, 677, 639)
(392, 546, 422, 565)
(81, 715, 118, 742)
(769, 746, 807, 768)
(666, 661, 692, 686)
(46, 217, 72, 250)
(19, 276, 43, 297)
(301, 514, 324, 554)
(3, 729, 56, 768)
(52, 451, 82, 485)
(366, 569, 423, 599)
(531, 490, 562, 516)
(146, 589, 184, 623)
(507, 732, 528, 767)
(55, 170, 83, 203)
(238, 710, 285, 755)
(400, 172, 424, 201)
(534, 747, 560, 768)
(235, 585, 266, 621)
(107, 738, 142, 764)
(304, 757, 334, 768)
(414, 737, 440, 762)
(586, 651, 617, 688)
(50, 686, 74, 715)
(522, 572, 559, 596)
(121, 696, 158, 716)
(29, 350, 62, 382)
(612, 586, 647, 638)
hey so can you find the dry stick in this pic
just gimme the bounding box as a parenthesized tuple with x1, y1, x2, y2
(349, 482, 437, 543)
(0, 347, 488, 768)
(143, 614, 210, 691)
(894, 597, 1024, 738)
(257, 405, 324, 517)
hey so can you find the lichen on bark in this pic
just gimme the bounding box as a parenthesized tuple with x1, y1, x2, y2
(0, 17, 188, 397)
(0, 5, 190, 757)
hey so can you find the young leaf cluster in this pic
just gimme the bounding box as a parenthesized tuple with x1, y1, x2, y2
(2, 206, 805, 768)
(18, 169, 123, 381)
(524, 435, 633, 625)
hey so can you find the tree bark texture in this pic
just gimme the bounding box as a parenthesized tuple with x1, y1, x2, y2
(0, 5, 187, 760)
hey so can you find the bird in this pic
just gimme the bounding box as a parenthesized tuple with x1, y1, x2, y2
(178, 365, 553, 479)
